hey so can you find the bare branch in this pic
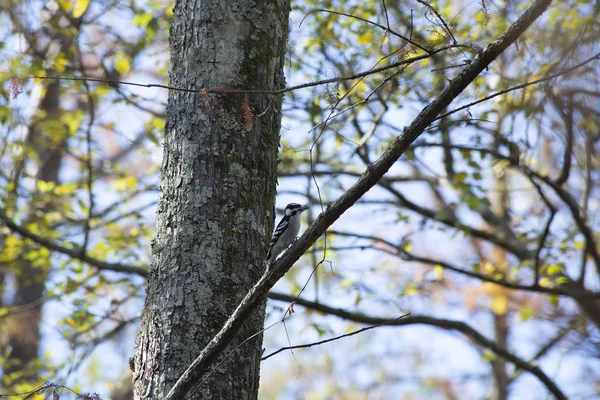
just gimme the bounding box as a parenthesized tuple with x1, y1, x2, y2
(261, 313, 409, 361)
(552, 95, 574, 186)
(307, 8, 430, 53)
(267, 291, 567, 400)
(328, 229, 600, 298)
(26, 43, 473, 97)
(416, 0, 457, 44)
(528, 179, 557, 286)
(436, 51, 600, 121)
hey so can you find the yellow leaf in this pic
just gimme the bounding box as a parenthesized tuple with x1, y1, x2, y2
(37, 180, 55, 193)
(45, 211, 63, 223)
(72, 0, 89, 18)
(133, 12, 153, 27)
(126, 176, 137, 189)
(54, 56, 69, 72)
(404, 284, 418, 296)
(55, 182, 78, 195)
(345, 323, 358, 333)
(357, 31, 374, 45)
(539, 277, 551, 287)
(340, 279, 353, 288)
(434, 264, 443, 279)
(546, 264, 563, 275)
(152, 118, 165, 130)
(114, 51, 131, 74)
(113, 176, 137, 191)
(57, 0, 72, 12)
(491, 294, 507, 315)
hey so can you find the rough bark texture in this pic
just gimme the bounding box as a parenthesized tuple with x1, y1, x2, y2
(132, 0, 290, 399)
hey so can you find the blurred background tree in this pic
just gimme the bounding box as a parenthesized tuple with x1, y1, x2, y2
(0, 0, 598, 399)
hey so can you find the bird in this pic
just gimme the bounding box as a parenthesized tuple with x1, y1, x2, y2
(265, 203, 308, 266)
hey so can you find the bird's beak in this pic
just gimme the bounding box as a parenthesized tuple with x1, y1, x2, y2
(301, 205, 309, 212)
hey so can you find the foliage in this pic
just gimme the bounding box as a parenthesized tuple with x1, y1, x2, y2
(0, 0, 599, 398)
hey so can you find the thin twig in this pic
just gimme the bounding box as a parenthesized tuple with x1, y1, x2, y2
(328, 229, 600, 298)
(578, 132, 594, 285)
(553, 95, 573, 186)
(381, 0, 391, 31)
(79, 62, 96, 254)
(528, 179, 557, 286)
(267, 292, 567, 400)
(416, 0, 457, 44)
(305, 8, 430, 53)
(261, 313, 409, 360)
(436, 51, 600, 121)
(25, 43, 475, 97)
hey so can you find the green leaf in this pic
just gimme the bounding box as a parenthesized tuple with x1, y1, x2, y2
(519, 307, 534, 322)
(466, 194, 480, 210)
(455, 172, 468, 183)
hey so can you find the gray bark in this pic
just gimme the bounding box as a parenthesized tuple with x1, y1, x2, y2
(132, 0, 290, 399)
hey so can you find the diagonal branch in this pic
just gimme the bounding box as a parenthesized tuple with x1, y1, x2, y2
(267, 292, 566, 400)
(163, 2, 556, 398)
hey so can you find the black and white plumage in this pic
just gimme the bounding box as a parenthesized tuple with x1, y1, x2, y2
(265, 203, 308, 266)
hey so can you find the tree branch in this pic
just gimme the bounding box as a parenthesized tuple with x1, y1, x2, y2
(0, 208, 148, 277)
(267, 292, 567, 400)
(435, 51, 600, 121)
(28, 43, 461, 96)
(328, 229, 600, 298)
(308, 9, 430, 53)
(261, 313, 409, 361)
(164, 2, 556, 398)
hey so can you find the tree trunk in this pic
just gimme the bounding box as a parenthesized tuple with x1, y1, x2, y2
(132, 0, 290, 398)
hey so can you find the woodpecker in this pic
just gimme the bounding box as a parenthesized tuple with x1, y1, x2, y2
(265, 203, 308, 266)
